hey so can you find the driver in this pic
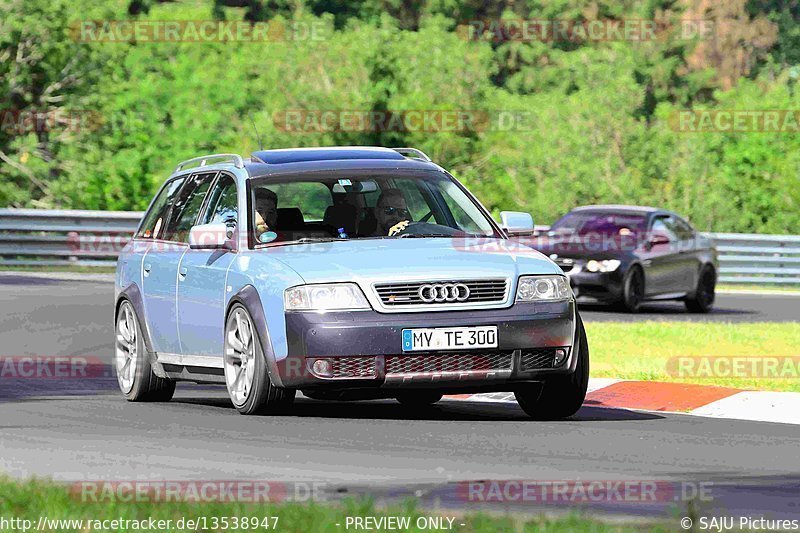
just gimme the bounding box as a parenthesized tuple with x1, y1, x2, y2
(375, 188, 411, 236)
(254, 188, 278, 239)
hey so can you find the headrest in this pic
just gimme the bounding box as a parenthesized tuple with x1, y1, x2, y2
(277, 207, 304, 230)
(323, 203, 358, 235)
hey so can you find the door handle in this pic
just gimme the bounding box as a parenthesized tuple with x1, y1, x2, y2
(143, 262, 152, 276)
(179, 266, 188, 279)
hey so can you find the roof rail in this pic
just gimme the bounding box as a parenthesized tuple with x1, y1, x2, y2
(174, 153, 244, 173)
(391, 147, 432, 162)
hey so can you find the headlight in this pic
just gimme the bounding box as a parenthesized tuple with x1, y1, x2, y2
(516, 275, 572, 302)
(285, 283, 371, 311)
(585, 259, 621, 273)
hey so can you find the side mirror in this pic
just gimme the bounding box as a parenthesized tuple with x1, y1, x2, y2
(500, 211, 534, 236)
(189, 222, 233, 250)
(647, 234, 671, 247)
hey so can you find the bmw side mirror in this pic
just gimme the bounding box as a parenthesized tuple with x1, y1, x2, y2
(189, 222, 232, 250)
(500, 211, 534, 236)
(648, 234, 671, 247)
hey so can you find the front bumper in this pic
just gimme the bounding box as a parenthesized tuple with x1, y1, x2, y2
(273, 300, 577, 392)
(568, 270, 624, 302)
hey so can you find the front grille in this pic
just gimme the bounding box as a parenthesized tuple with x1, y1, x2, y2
(329, 357, 376, 379)
(520, 348, 568, 370)
(385, 351, 513, 375)
(374, 279, 508, 307)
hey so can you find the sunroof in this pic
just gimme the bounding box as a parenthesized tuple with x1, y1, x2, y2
(252, 147, 405, 165)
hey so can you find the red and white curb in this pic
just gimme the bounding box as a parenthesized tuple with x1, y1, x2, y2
(445, 378, 800, 425)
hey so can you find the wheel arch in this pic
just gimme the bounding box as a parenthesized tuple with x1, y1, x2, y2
(115, 283, 155, 354)
(225, 285, 285, 388)
(626, 261, 646, 290)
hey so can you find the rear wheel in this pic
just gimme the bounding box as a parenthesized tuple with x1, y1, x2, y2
(685, 266, 716, 313)
(115, 300, 175, 402)
(515, 315, 589, 420)
(395, 391, 443, 408)
(224, 304, 295, 415)
(619, 266, 645, 313)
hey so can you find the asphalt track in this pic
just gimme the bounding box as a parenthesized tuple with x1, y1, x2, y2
(1, 275, 799, 520)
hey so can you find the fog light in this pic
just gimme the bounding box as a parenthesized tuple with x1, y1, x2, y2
(554, 348, 568, 366)
(311, 359, 334, 378)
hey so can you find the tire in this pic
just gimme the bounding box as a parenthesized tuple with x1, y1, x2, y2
(515, 314, 589, 420)
(115, 300, 175, 402)
(224, 304, 295, 415)
(685, 265, 716, 313)
(395, 391, 443, 407)
(619, 266, 645, 313)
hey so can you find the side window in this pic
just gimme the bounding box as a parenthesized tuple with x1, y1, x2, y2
(136, 177, 186, 239)
(263, 182, 333, 221)
(672, 216, 695, 240)
(162, 172, 216, 242)
(201, 175, 238, 225)
(651, 217, 678, 242)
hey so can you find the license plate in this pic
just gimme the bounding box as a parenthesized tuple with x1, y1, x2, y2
(401, 326, 498, 352)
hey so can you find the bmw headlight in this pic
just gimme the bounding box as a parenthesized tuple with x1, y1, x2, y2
(585, 259, 621, 273)
(285, 283, 371, 311)
(516, 275, 572, 302)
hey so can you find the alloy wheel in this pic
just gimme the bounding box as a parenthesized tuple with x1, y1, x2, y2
(224, 308, 256, 407)
(115, 302, 139, 394)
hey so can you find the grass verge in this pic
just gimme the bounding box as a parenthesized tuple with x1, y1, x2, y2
(717, 283, 800, 294)
(0, 477, 676, 532)
(586, 321, 800, 391)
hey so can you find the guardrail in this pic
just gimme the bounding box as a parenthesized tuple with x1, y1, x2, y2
(1, 209, 798, 284)
(708, 232, 800, 285)
(0, 209, 143, 268)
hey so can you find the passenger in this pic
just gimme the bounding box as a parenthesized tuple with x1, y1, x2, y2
(254, 188, 278, 240)
(375, 188, 412, 236)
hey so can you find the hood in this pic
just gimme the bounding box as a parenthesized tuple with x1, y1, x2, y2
(531, 233, 640, 260)
(261, 237, 561, 285)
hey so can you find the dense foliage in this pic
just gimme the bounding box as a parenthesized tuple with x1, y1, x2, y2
(1, 0, 798, 232)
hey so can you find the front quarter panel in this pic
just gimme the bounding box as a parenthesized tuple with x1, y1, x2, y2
(225, 251, 306, 382)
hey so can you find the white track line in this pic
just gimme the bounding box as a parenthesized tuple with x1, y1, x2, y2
(690, 391, 800, 425)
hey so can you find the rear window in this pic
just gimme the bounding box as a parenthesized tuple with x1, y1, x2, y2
(257, 182, 333, 221)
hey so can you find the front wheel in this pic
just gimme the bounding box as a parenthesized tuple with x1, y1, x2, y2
(115, 300, 175, 402)
(685, 266, 716, 313)
(619, 266, 645, 313)
(515, 314, 589, 420)
(224, 304, 295, 415)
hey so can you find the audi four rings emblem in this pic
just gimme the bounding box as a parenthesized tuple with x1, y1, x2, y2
(418, 283, 471, 303)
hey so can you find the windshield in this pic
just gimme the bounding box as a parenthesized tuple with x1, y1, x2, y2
(249, 172, 501, 245)
(550, 211, 647, 237)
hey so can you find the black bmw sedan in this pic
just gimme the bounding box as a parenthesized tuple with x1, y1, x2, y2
(532, 205, 718, 313)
